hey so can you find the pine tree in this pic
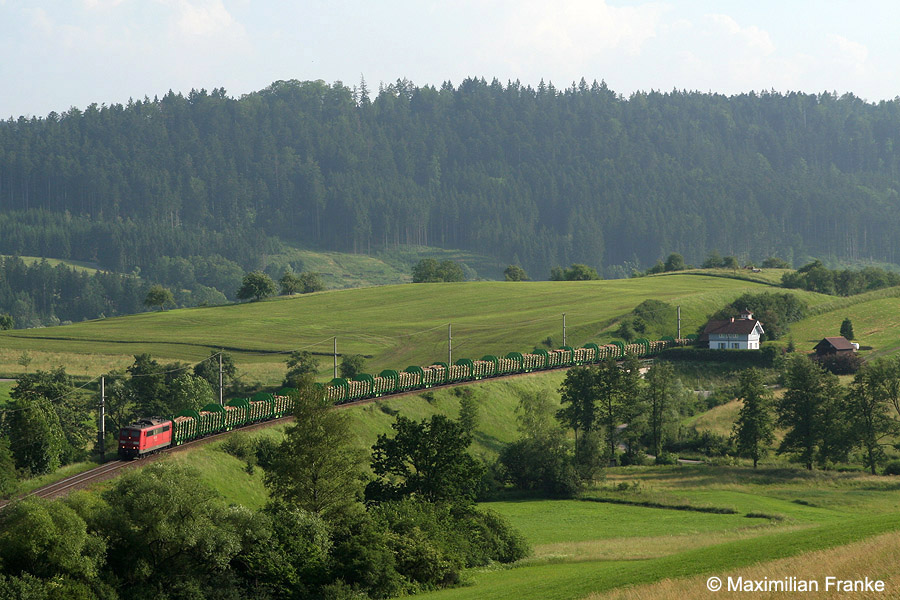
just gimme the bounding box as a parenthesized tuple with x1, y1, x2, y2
(840, 317, 854, 340)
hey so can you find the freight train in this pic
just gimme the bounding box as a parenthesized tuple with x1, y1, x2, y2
(118, 335, 693, 459)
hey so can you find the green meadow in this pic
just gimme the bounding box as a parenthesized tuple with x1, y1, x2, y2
(0, 274, 830, 383)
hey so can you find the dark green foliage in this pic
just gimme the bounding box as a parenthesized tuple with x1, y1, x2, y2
(777, 355, 847, 469)
(366, 415, 484, 505)
(732, 368, 775, 468)
(339, 354, 366, 379)
(8, 83, 900, 288)
(6, 368, 83, 472)
(233, 502, 333, 598)
(168, 372, 214, 413)
(279, 270, 303, 295)
(298, 272, 326, 293)
(782, 263, 900, 296)
(615, 320, 637, 342)
(143, 284, 174, 311)
(0, 256, 149, 328)
(98, 462, 245, 597)
(644, 362, 679, 457)
(848, 359, 900, 474)
(659, 346, 778, 367)
(707, 292, 807, 340)
(411, 259, 465, 283)
(503, 264, 529, 281)
(761, 257, 791, 269)
(558, 357, 642, 466)
(372, 500, 528, 586)
(722, 256, 740, 270)
(813, 351, 863, 375)
(883, 460, 900, 476)
(5, 395, 65, 475)
(702, 251, 723, 268)
(456, 390, 478, 436)
(0, 314, 12, 329)
(654, 451, 679, 465)
(551, 263, 601, 281)
(663, 253, 686, 272)
(500, 389, 578, 495)
(125, 354, 176, 417)
(193, 349, 238, 392)
(498, 438, 578, 496)
(841, 317, 855, 340)
(667, 430, 734, 457)
(0, 497, 106, 584)
(283, 350, 319, 387)
(0, 437, 17, 496)
(237, 271, 276, 301)
(264, 385, 364, 519)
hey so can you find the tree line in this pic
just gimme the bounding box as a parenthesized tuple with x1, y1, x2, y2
(5, 79, 900, 282)
(0, 254, 327, 329)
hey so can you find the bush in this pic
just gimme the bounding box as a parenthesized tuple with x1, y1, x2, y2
(668, 430, 734, 457)
(654, 451, 679, 466)
(498, 439, 579, 497)
(813, 352, 862, 375)
(619, 447, 649, 466)
(659, 346, 777, 368)
(883, 460, 900, 476)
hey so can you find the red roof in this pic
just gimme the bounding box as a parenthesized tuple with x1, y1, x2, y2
(698, 317, 764, 342)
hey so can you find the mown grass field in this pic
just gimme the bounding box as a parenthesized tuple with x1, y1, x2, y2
(416, 467, 900, 600)
(0, 275, 829, 383)
(789, 287, 900, 356)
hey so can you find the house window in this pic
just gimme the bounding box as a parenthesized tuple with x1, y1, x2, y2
(732, 343, 739, 349)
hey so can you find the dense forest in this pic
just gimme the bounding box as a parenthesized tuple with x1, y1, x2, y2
(3, 78, 900, 283)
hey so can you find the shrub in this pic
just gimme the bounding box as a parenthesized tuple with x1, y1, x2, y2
(813, 352, 862, 375)
(619, 447, 649, 466)
(654, 451, 679, 466)
(883, 460, 900, 476)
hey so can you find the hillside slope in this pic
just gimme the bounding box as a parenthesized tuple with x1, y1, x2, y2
(0, 274, 829, 383)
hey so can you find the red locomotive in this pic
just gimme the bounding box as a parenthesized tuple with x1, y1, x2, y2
(117, 417, 173, 459)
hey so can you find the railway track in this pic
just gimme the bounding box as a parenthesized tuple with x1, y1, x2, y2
(0, 359, 651, 508)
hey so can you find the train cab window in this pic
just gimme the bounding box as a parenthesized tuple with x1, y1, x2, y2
(163, 425, 170, 432)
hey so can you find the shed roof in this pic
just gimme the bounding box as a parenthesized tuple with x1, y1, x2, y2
(814, 336, 854, 352)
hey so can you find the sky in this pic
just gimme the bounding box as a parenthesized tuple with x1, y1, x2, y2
(2, 0, 899, 119)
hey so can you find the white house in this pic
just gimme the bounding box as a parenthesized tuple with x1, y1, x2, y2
(701, 309, 764, 350)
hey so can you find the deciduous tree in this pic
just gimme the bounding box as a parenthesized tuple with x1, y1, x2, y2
(849, 359, 900, 474)
(732, 368, 775, 468)
(237, 271, 276, 301)
(366, 414, 484, 505)
(264, 384, 364, 518)
(143, 284, 174, 311)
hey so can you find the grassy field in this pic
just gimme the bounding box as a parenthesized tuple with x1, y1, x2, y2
(1, 255, 101, 274)
(0, 275, 830, 384)
(264, 244, 506, 289)
(415, 466, 900, 600)
(788, 287, 900, 356)
(594, 529, 900, 599)
(0, 380, 12, 406)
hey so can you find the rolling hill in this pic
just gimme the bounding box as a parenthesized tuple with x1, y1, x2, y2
(0, 273, 832, 383)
